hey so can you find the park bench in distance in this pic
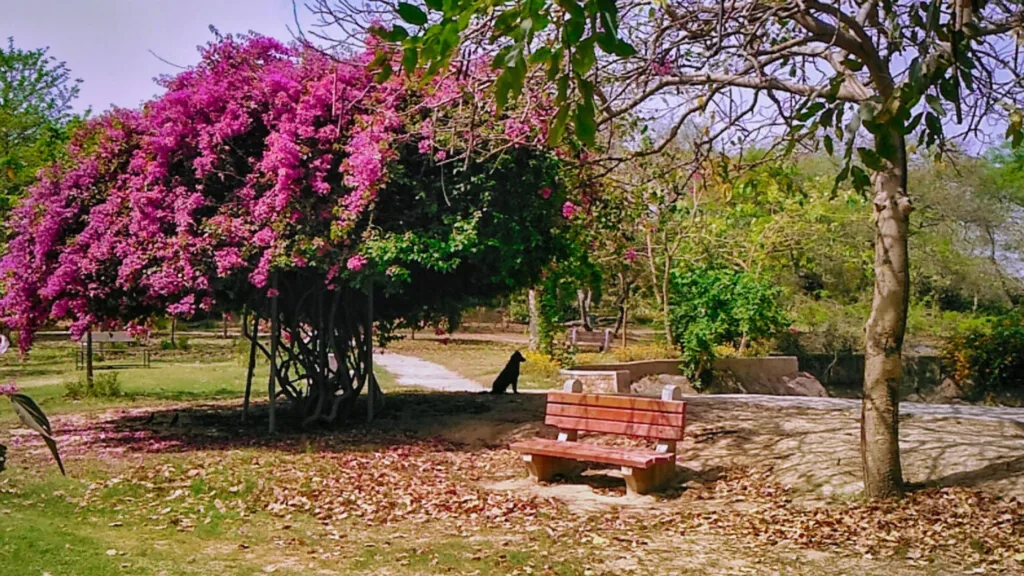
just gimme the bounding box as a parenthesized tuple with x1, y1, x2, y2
(566, 327, 612, 352)
(511, 380, 686, 495)
(74, 331, 151, 370)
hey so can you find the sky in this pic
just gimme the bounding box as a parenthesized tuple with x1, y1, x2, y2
(1, 0, 308, 114)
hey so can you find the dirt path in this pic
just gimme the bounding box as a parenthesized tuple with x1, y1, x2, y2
(374, 352, 486, 392)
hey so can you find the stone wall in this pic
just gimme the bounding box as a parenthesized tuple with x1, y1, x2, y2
(561, 356, 800, 394)
(799, 354, 943, 398)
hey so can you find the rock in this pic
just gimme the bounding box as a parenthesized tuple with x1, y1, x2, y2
(779, 372, 829, 397)
(925, 377, 966, 403)
(706, 371, 746, 394)
(631, 373, 697, 397)
(717, 370, 828, 397)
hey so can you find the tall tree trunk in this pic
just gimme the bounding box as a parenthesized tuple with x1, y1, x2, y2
(527, 288, 540, 352)
(861, 135, 911, 499)
(170, 317, 177, 347)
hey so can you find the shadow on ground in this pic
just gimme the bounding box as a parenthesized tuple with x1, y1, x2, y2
(38, 389, 1024, 499)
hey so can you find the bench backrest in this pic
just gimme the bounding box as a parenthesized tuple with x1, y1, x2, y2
(84, 331, 136, 344)
(544, 383, 686, 441)
(568, 328, 611, 349)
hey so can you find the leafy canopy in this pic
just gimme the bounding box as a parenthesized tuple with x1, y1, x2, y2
(0, 35, 568, 351)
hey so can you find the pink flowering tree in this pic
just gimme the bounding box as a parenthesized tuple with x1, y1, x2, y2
(0, 35, 569, 427)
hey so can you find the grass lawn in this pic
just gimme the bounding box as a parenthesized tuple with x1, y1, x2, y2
(387, 338, 563, 390)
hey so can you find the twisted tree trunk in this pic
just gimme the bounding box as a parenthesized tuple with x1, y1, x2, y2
(861, 129, 911, 499)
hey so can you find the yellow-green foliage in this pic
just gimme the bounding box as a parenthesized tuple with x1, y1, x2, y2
(573, 343, 678, 366)
(522, 351, 563, 379)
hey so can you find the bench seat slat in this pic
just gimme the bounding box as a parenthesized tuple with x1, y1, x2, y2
(547, 392, 686, 414)
(510, 438, 674, 468)
(545, 403, 685, 427)
(545, 415, 685, 440)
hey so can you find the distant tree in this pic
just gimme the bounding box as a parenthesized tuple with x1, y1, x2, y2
(0, 38, 82, 228)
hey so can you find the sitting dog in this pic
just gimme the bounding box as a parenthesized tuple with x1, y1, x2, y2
(491, 350, 526, 394)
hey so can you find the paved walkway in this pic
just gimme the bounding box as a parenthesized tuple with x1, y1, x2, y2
(374, 353, 485, 392)
(682, 394, 1024, 425)
(376, 352, 1024, 425)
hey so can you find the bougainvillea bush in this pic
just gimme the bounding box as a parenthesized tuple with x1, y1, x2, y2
(0, 35, 568, 425)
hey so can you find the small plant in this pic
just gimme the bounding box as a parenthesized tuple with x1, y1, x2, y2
(159, 336, 190, 351)
(65, 372, 123, 399)
(0, 336, 65, 475)
(522, 351, 563, 379)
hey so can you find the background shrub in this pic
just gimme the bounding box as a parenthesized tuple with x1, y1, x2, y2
(941, 310, 1024, 399)
(668, 263, 790, 383)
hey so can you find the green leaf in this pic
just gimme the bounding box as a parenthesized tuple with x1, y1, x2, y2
(402, 47, 419, 74)
(571, 37, 596, 75)
(10, 394, 64, 476)
(612, 39, 637, 57)
(842, 57, 864, 72)
(397, 2, 428, 26)
(796, 102, 825, 122)
(377, 25, 410, 42)
(374, 62, 393, 83)
(850, 165, 872, 193)
(564, 13, 585, 44)
(823, 134, 834, 156)
(529, 46, 552, 66)
(575, 100, 596, 145)
(548, 104, 571, 146)
(876, 130, 898, 162)
(904, 112, 923, 134)
(424, 0, 443, 10)
(857, 147, 885, 171)
(926, 93, 944, 116)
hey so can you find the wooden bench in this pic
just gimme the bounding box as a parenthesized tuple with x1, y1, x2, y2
(511, 380, 686, 495)
(567, 327, 612, 351)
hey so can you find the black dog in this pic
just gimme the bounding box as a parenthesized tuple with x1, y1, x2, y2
(491, 351, 526, 394)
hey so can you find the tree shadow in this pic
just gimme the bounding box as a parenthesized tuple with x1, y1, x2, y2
(62, 390, 549, 457)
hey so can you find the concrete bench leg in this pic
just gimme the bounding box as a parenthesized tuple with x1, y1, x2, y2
(622, 461, 676, 495)
(522, 454, 583, 482)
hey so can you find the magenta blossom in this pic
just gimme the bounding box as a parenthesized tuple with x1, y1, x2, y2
(625, 248, 638, 263)
(0, 381, 19, 396)
(347, 255, 368, 272)
(562, 201, 579, 219)
(539, 187, 552, 199)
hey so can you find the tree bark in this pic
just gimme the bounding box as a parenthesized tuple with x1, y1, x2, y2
(242, 311, 258, 423)
(577, 289, 593, 330)
(268, 275, 279, 435)
(85, 330, 94, 385)
(527, 288, 540, 352)
(861, 133, 911, 499)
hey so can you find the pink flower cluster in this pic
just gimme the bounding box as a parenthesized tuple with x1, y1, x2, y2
(0, 381, 18, 396)
(0, 35, 493, 351)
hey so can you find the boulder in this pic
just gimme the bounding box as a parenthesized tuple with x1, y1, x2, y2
(924, 377, 967, 403)
(779, 372, 829, 397)
(725, 371, 828, 397)
(630, 373, 697, 397)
